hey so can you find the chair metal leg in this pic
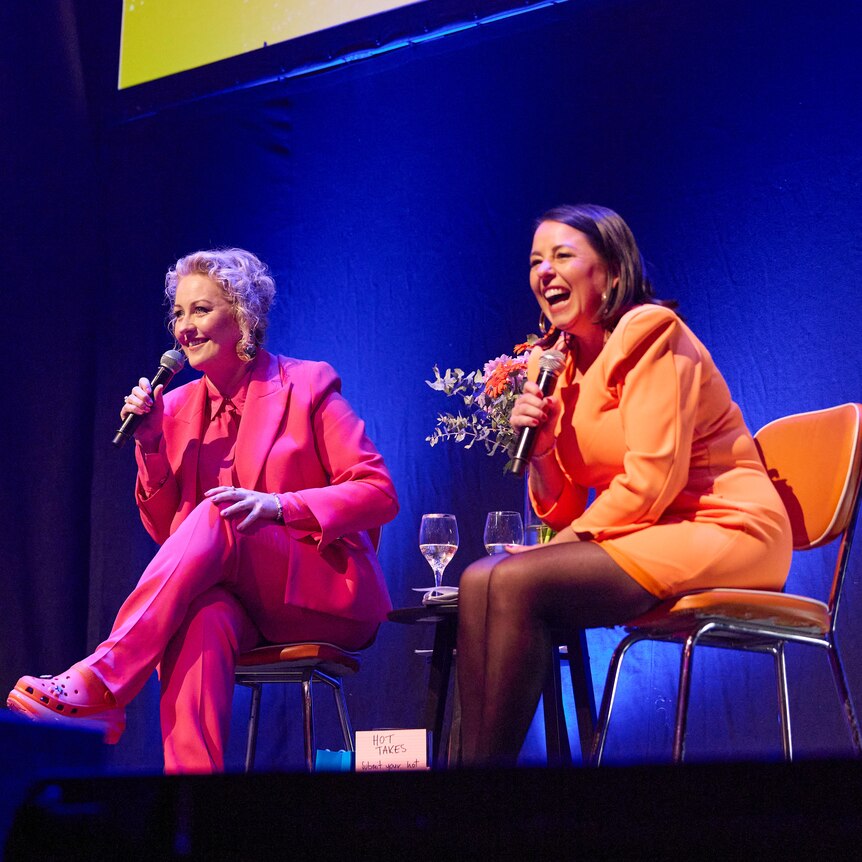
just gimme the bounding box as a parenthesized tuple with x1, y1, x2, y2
(591, 632, 641, 766)
(244, 683, 263, 773)
(332, 679, 355, 752)
(566, 631, 597, 764)
(672, 632, 699, 763)
(542, 646, 572, 767)
(827, 643, 862, 756)
(302, 673, 315, 772)
(773, 643, 793, 760)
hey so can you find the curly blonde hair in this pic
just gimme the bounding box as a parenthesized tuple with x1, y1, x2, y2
(165, 248, 276, 357)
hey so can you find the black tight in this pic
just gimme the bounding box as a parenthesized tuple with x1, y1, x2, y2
(456, 542, 659, 766)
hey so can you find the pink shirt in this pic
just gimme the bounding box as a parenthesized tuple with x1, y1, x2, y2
(197, 369, 248, 494)
(138, 362, 318, 530)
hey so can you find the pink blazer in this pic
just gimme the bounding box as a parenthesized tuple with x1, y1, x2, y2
(133, 351, 399, 622)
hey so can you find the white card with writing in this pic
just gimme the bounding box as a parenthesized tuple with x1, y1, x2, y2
(354, 729, 430, 772)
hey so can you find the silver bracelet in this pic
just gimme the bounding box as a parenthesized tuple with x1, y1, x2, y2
(272, 494, 284, 524)
(532, 444, 556, 461)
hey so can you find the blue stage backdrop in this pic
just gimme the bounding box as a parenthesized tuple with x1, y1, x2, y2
(2, 0, 861, 772)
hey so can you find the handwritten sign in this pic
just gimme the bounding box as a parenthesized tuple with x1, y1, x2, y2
(354, 729, 430, 772)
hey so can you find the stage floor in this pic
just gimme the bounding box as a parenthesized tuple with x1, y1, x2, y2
(5, 757, 862, 859)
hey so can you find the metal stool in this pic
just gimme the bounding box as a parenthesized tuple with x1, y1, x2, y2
(235, 641, 360, 772)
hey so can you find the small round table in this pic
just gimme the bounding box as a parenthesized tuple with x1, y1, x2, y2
(388, 603, 597, 767)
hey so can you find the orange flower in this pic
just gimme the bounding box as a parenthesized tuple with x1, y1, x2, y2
(483, 356, 527, 398)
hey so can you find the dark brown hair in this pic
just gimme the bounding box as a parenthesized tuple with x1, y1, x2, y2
(534, 204, 676, 345)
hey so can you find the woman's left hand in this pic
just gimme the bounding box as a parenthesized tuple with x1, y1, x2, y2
(503, 526, 582, 553)
(503, 542, 541, 554)
(205, 485, 280, 531)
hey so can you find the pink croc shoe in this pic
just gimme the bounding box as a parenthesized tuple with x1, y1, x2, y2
(6, 663, 126, 744)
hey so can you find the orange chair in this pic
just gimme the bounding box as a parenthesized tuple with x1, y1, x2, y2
(234, 642, 361, 772)
(591, 403, 862, 764)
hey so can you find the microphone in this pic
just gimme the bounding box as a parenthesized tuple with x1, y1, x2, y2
(112, 349, 185, 448)
(510, 349, 565, 477)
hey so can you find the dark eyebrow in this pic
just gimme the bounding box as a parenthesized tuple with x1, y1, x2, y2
(530, 243, 575, 258)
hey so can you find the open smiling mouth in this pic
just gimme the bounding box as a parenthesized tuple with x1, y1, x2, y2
(544, 288, 570, 307)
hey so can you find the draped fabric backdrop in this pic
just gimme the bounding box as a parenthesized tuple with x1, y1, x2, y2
(2, 0, 860, 772)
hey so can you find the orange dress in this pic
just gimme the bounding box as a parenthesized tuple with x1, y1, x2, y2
(528, 304, 792, 599)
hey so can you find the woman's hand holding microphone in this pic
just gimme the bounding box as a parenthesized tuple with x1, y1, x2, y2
(509, 380, 561, 461)
(506, 379, 580, 552)
(120, 377, 165, 453)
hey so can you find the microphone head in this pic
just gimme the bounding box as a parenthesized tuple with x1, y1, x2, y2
(538, 349, 565, 376)
(160, 349, 186, 373)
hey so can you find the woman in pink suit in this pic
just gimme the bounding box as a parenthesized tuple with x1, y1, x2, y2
(7, 248, 399, 772)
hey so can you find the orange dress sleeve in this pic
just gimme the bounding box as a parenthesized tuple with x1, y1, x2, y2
(533, 306, 705, 539)
(573, 307, 701, 538)
(526, 346, 590, 528)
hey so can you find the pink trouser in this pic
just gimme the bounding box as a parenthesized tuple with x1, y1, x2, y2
(82, 500, 378, 773)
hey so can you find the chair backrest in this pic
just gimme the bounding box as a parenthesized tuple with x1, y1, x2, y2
(755, 403, 862, 551)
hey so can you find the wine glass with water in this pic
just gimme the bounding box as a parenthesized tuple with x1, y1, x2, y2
(484, 511, 525, 554)
(419, 514, 459, 592)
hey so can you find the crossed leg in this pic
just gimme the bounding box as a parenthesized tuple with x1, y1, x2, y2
(83, 499, 243, 705)
(10, 496, 380, 771)
(457, 542, 659, 766)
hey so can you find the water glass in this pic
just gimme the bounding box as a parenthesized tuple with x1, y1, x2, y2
(483, 511, 524, 554)
(419, 513, 459, 589)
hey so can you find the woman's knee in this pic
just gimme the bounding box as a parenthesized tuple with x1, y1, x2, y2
(165, 500, 242, 576)
(459, 557, 494, 592)
(485, 553, 549, 616)
(187, 499, 241, 543)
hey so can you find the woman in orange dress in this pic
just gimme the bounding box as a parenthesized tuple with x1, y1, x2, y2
(457, 204, 792, 766)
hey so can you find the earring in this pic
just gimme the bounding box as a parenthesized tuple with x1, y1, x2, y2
(236, 336, 257, 361)
(538, 311, 551, 336)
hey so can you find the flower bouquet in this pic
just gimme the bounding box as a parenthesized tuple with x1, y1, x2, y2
(427, 341, 556, 543)
(425, 350, 530, 460)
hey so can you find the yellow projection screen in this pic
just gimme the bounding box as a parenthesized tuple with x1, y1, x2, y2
(119, 0, 426, 89)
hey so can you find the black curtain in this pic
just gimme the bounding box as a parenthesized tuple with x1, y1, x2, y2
(1, 3, 98, 692)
